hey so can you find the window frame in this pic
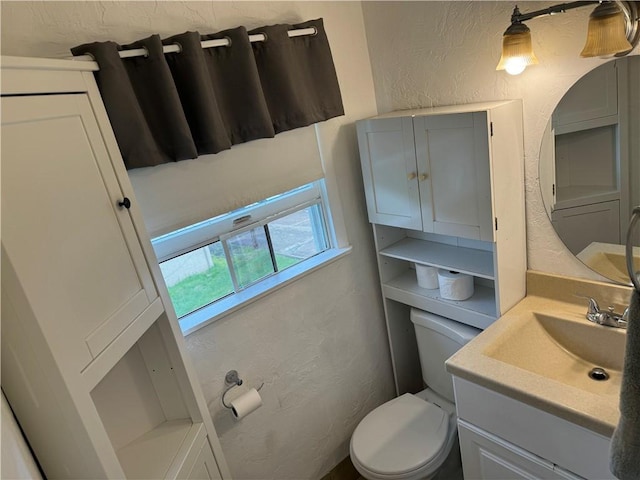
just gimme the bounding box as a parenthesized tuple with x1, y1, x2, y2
(151, 180, 350, 334)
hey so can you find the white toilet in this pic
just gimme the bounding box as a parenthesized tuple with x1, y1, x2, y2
(350, 309, 480, 480)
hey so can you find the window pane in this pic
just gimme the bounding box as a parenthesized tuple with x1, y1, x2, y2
(160, 242, 233, 317)
(227, 227, 274, 288)
(269, 205, 328, 271)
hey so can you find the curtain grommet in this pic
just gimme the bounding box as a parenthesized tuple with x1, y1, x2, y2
(173, 42, 183, 54)
(311, 26, 318, 36)
(257, 32, 268, 42)
(142, 46, 150, 58)
(223, 36, 233, 47)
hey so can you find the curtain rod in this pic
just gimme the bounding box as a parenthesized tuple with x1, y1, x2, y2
(73, 27, 317, 61)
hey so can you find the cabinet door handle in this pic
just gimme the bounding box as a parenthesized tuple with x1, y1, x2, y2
(419, 173, 429, 181)
(408, 172, 417, 181)
(118, 197, 131, 209)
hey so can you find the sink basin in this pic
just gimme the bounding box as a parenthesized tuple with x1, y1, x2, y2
(446, 273, 634, 437)
(483, 312, 625, 395)
(577, 242, 639, 285)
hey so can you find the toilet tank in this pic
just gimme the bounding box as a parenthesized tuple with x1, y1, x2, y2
(410, 309, 480, 403)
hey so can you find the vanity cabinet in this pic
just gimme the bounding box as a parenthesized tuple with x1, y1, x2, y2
(357, 101, 526, 394)
(1, 56, 230, 479)
(458, 421, 582, 479)
(454, 377, 613, 480)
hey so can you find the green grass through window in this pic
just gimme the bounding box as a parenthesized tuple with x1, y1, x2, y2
(168, 252, 299, 318)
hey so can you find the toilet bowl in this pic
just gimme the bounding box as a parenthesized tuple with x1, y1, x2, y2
(350, 389, 457, 480)
(350, 309, 480, 480)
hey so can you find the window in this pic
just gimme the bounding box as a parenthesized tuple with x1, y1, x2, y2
(152, 181, 346, 333)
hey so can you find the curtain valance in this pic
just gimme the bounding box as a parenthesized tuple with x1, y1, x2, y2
(71, 18, 343, 170)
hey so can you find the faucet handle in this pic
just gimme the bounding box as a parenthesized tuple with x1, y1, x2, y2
(587, 297, 600, 315)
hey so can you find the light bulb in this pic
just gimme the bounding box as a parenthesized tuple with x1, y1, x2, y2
(504, 57, 527, 75)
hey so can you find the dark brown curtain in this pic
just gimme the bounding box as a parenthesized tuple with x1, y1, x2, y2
(71, 18, 343, 170)
(250, 19, 344, 133)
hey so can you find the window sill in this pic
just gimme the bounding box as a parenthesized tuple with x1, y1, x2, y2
(179, 246, 352, 335)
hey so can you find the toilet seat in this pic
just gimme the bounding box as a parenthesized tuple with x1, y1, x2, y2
(350, 393, 450, 479)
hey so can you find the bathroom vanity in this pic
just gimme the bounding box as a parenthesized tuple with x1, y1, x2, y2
(447, 271, 631, 480)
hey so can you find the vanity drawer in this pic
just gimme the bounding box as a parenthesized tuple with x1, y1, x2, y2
(453, 377, 613, 480)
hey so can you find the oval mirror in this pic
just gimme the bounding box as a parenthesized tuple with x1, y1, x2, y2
(539, 55, 640, 285)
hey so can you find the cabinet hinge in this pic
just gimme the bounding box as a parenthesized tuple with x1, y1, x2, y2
(490, 122, 494, 137)
(495, 217, 498, 231)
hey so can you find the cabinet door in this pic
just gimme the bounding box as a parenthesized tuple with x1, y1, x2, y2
(357, 116, 422, 230)
(413, 112, 493, 241)
(1, 94, 158, 371)
(180, 439, 223, 480)
(458, 422, 583, 480)
(551, 200, 620, 255)
(553, 60, 617, 128)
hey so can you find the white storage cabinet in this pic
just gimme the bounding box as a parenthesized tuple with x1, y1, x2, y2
(1, 56, 230, 479)
(357, 101, 526, 394)
(453, 377, 613, 480)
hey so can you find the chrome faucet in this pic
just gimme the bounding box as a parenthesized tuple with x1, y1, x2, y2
(585, 297, 628, 329)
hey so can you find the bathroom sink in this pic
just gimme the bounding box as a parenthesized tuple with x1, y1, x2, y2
(483, 312, 625, 395)
(446, 273, 633, 437)
(577, 242, 639, 285)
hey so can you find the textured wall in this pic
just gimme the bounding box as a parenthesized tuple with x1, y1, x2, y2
(361, 1, 640, 281)
(0, 2, 395, 479)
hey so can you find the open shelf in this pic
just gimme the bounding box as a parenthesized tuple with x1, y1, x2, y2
(90, 319, 198, 479)
(117, 420, 201, 479)
(383, 271, 497, 330)
(554, 187, 619, 211)
(379, 237, 494, 280)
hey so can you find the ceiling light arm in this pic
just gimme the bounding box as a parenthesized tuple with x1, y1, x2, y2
(511, 1, 600, 24)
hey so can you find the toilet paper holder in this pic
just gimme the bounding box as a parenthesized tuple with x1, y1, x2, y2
(221, 370, 264, 409)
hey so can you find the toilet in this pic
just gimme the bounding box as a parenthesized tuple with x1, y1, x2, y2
(350, 309, 480, 480)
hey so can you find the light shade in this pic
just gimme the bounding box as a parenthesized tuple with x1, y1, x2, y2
(496, 22, 539, 75)
(580, 2, 633, 57)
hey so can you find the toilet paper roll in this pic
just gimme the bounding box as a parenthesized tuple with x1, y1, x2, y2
(437, 269, 474, 301)
(415, 264, 439, 289)
(230, 388, 263, 420)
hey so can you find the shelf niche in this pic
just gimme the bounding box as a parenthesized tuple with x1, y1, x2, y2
(91, 317, 198, 479)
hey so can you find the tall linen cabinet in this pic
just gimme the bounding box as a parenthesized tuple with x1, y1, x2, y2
(357, 101, 526, 394)
(1, 56, 231, 479)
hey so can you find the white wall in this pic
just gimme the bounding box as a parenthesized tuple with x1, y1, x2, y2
(0, 2, 396, 479)
(360, 0, 639, 281)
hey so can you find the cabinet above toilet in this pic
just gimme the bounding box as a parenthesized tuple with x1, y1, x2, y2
(356, 101, 527, 394)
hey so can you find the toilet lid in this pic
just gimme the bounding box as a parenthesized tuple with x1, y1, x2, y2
(351, 394, 449, 476)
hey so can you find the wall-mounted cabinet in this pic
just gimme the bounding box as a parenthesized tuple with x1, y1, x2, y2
(357, 111, 492, 241)
(1, 56, 230, 480)
(357, 101, 526, 394)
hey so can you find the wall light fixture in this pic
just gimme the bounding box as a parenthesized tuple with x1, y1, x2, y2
(497, 1, 639, 75)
